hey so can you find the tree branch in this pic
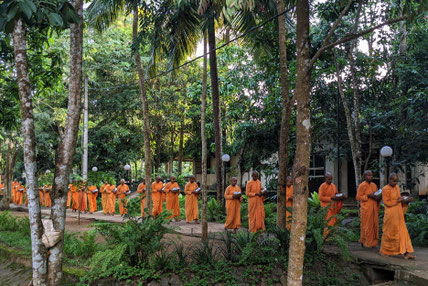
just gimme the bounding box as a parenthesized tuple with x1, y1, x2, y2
(311, 15, 407, 66)
(311, 0, 354, 65)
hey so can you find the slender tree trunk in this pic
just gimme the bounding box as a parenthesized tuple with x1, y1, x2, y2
(287, 1, 311, 285)
(170, 127, 174, 175)
(2, 138, 17, 210)
(201, 33, 209, 240)
(207, 11, 224, 203)
(178, 120, 184, 175)
(82, 75, 88, 180)
(276, 0, 293, 229)
(48, 0, 84, 283)
(13, 18, 47, 285)
(133, 10, 152, 214)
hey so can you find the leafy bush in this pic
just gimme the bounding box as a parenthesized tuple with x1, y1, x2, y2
(63, 230, 101, 263)
(191, 235, 218, 265)
(206, 198, 224, 222)
(308, 191, 321, 209)
(406, 200, 428, 247)
(93, 211, 170, 267)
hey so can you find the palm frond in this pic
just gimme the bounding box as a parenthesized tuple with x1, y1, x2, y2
(86, 0, 126, 32)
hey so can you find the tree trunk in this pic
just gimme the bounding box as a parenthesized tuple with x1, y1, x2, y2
(48, 0, 84, 283)
(82, 75, 88, 180)
(178, 120, 184, 175)
(133, 10, 152, 214)
(169, 127, 175, 175)
(276, 0, 293, 229)
(207, 11, 224, 203)
(201, 32, 209, 240)
(287, 0, 311, 285)
(2, 138, 17, 210)
(13, 18, 47, 285)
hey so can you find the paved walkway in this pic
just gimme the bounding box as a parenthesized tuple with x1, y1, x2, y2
(9, 204, 231, 237)
(324, 242, 428, 285)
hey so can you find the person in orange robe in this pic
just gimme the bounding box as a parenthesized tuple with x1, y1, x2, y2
(38, 186, 45, 207)
(87, 183, 98, 214)
(224, 177, 242, 233)
(70, 183, 79, 212)
(380, 173, 415, 259)
(106, 183, 116, 215)
(12, 179, 18, 204)
(246, 171, 266, 233)
(152, 176, 165, 217)
(356, 170, 381, 248)
(165, 176, 181, 220)
(184, 175, 199, 223)
(44, 185, 52, 208)
(67, 184, 72, 208)
(99, 181, 108, 215)
(137, 179, 146, 217)
(0, 183, 4, 197)
(116, 179, 130, 216)
(77, 182, 88, 212)
(318, 172, 343, 238)
(285, 176, 294, 231)
(14, 182, 24, 205)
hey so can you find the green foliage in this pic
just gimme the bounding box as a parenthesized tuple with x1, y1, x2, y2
(308, 191, 321, 209)
(206, 198, 224, 222)
(0, 212, 31, 254)
(63, 230, 101, 265)
(92, 211, 170, 267)
(406, 200, 428, 247)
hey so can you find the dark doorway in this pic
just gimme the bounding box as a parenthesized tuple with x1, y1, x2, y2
(347, 161, 357, 198)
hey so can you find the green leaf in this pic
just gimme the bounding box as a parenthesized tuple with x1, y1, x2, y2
(23, 0, 37, 13)
(48, 12, 63, 26)
(18, 1, 33, 19)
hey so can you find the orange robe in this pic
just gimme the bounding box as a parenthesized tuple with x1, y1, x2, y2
(77, 187, 87, 212)
(24, 188, 28, 206)
(0, 184, 4, 196)
(137, 183, 146, 217)
(15, 184, 24, 205)
(39, 187, 45, 206)
(67, 184, 72, 207)
(152, 181, 164, 216)
(224, 185, 242, 230)
(184, 182, 199, 222)
(116, 184, 130, 216)
(285, 186, 293, 230)
(380, 185, 414, 255)
(12, 181, 18, 203)
(106, 184, 116, 214)
(246, 179, 265, 233)
(44, 185, 52, 208)
(87, 186, 98, 213)
(71, 185, 79, 210)
(356, 181, 380, 247)
(319, 182, 342, 237)
(165, 182, 180, 219)
(100, 183, 108, 214)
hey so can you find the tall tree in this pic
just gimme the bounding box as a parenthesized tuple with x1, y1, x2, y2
(201, 33, 209, 239)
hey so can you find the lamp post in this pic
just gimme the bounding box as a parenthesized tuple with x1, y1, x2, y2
(92, 167, 98, 172)
(124, 164, 131, 182)
(380, 146, 393, 185)
(221, 154, 230, 194)
(45, 170, 51, 174)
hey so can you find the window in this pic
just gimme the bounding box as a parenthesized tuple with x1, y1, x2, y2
(309, 154, 325, 178)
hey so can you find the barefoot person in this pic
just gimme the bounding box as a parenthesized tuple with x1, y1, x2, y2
(380, 173, 415, 259)
(224, 177, 242, 233)
(285, 176, 293, 231)
(77, 181, 88, 213)
(87, 182, 98, 214)
(100, 181, 109, 215)
(106, 181, 116, 215)
(152, 176, 164, 217)
(246, 171, 266, 233)
(117, 179, 130, 216)
(137, 179, 146, 217)
(184, 175, 199, 224)
(356, 170, 381, 248)
(164, 176, 181, 221)
(318, 172, 343, 238)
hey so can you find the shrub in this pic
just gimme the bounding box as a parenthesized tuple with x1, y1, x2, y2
(63, 230, 100, 263)
(206, 198, 224, 222)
